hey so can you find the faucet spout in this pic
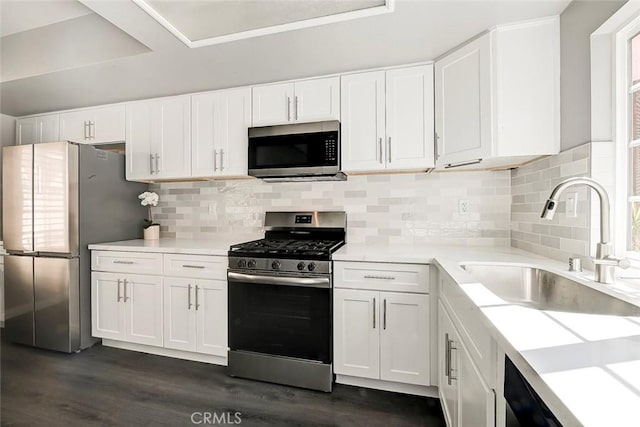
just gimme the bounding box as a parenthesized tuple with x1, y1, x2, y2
(541, 177, 610, 244)
(541, 177, 623, 284)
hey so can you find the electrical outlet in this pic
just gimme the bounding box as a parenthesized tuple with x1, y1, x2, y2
(458, 199, 469, 215)
(566, 192, 578, 218)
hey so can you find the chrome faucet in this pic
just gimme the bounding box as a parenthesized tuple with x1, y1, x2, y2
(541, 177, 629, 284)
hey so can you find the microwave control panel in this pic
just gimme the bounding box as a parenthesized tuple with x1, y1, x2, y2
(324, 137, 338, 162)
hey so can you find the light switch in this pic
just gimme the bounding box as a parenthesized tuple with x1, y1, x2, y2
(566, 192, 578, 218)
(459, 199, 469, 215)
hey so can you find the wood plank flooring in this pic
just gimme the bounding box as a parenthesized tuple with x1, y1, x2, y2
(1, 340, 445, 426)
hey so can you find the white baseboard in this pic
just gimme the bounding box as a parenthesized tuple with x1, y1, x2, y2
(335, 374, 438, 397)
(101, 339, 228, 366)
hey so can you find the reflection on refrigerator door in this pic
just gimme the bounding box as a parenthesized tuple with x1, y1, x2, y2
(34, 257, 79, 352)
(4, 255, 34, 346)
(2, 145, 34, 253)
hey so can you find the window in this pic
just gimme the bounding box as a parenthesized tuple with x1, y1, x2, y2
(627, 33, 640, 253)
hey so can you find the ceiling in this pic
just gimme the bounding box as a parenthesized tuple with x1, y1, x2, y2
(0, 0, 572, 117)
(0, 0, 92, 37)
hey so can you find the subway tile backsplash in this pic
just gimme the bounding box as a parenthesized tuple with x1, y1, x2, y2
(510, 143, 591, 262)
(151, 171, 511, 246)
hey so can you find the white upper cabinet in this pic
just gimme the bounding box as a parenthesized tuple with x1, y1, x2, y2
(126, 95, 191, 181)
(341, 65, 435, 173)
(252, 77, 339, 126)
(191, 87, 251, 178)
(435, 16, 560, 169)
(16, 115, 59, 145)
(59, 105, 125, 144)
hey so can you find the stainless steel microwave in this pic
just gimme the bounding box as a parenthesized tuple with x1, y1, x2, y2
(247, 120, 344, 181)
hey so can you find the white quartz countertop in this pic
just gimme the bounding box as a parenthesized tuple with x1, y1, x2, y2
(337, 242, 640, 427)
(88, 235, 261, 256)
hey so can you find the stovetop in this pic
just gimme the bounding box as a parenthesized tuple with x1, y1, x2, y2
(229, 238, 344, 260)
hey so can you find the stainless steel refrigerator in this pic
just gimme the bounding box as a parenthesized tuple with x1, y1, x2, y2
(2, 141, 147, 352)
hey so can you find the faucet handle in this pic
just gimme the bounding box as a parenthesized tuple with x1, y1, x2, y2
(593, 256, 631, 269)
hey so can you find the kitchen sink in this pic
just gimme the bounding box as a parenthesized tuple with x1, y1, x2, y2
(460, 264, 640, 316)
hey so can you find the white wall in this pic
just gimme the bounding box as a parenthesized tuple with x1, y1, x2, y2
(560, 0, 625, 150)
(0, 113, 16, 236)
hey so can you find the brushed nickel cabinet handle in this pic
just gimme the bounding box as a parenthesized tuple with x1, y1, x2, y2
(287, 97, 291, 121)
(182, 264, 205, 269)
(188, 284, 192, 310)
(155, 154, 160, 174)
(123, 279, 129, 302)
(373, 297, 376, 329)
(383, 299, 387, 330)
(117, 279, 122, 302)
(445, 333, 451, 383)
(150, 154, 155, 174)
(378, 138, 383, 164)
(90, 121, 96, 139)
(364, 275, 396, 280)
(294, 96, 299, 120)
(113, 260, 134, 265)
(84, 121, 90, 140)
(195, 285, 200, 310)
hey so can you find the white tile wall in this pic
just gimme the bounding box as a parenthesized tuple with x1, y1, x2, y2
(151, 171, 511, 246)
(511, 143, 592, 262)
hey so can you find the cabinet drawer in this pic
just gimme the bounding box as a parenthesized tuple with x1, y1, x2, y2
(334, 262, 429, 293)
(91, 251, 162, 275)
(163, 254, 227, 280)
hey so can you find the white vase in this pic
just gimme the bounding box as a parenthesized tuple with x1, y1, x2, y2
(143, 225, 160, 240)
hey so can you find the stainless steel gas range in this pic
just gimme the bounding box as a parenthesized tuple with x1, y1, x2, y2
(227, 211, 346, 392)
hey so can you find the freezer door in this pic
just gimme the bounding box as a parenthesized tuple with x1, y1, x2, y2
(34, 257, 80, 352)
(2, 145, 34, 252)
(33, 142, 79, 255)
(4, 255, 35, 346)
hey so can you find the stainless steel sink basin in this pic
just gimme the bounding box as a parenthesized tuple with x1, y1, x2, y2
(460, 264, 640, 316)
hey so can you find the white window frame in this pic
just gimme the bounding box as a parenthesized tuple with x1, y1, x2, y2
(614, 15, 640, 266)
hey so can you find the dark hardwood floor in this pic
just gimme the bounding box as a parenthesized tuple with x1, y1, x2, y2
(1, 340, 445, 426)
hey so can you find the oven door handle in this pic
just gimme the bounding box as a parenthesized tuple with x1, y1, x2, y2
(227, 271, 331, 288)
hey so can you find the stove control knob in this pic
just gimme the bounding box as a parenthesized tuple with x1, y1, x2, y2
(307, 262, 316, 272)
(297, 262, 306, 271)
(271, 260, 281, 270)
(237, 259, 247, 268)
(247, 259, 257, 268)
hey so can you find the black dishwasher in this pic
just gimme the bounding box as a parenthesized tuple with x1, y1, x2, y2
(505, 357, 563, 427)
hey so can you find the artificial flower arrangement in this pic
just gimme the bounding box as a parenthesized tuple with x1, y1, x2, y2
(139, 191, 159, 229)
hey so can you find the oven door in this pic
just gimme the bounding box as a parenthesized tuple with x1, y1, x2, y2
(247, 121, 339, 178)
(227, 271, 332, 364)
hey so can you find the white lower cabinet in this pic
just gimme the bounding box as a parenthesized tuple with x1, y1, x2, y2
(438, 273, 495, 427)
(163, 277, 227, 356)
(91, 272, 163, 347)
(334, 263, 431, 391)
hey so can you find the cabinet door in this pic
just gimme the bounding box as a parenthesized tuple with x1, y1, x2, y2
(340, 71, 386, 172)
(91, 105, 125, 144)
(334, 289, 380, 379)
(294, 77, 340, 123)
(124, 274, 163, 347)
(380, 292, 430, 386)
(59, 110, 90, 142)
(37, 115, 60, 143)
(195, 279, 227, 356)
(438, 301, 459, 427)
(91, 272, 125, 341)
(435, 34, 492, 167)
(459, 340, 496, 427)
(16, 117, 37, 145)
(125, 101, 154, 181)
(386, 65, 435, 170)
(192, 88, 250, 178)
(163, 278, 197, 352)
(155, 96, 192, 179)
(252, 82, 294, 126)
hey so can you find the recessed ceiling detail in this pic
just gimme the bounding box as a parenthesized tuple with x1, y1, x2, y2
(133, 0, 392, 48)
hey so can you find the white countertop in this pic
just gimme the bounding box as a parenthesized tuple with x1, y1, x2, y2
(336, 242, 640, 427)
(89, 237, 640, 425)
(88, 235, 261, 256)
